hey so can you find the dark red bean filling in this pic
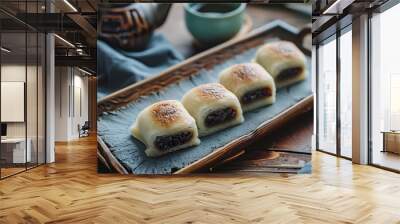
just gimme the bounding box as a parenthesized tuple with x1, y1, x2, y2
(154, 131, 193, 151)
(276, 67, 303, 81)
(204, 107, 237, 127)
(241, 88, 272, 104)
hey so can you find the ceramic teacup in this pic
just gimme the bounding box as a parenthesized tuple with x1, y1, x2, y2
(184, 3, 246, 47)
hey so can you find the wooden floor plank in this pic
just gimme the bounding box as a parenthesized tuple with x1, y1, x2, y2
(0, 136, 400, 223)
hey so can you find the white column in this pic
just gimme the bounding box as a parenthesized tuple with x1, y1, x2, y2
(352, 14, 369, 164)
(46, 32, 55, 163)
(45, 0, 56, 163)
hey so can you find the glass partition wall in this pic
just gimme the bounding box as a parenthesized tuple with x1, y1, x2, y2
(339, 27, 352, 159)
(316, 26, 352, 159)
(0, 2, 46, 179)
(0, 30, 27, 177)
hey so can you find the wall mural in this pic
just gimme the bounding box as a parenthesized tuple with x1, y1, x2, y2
(96, 3, 313, 175)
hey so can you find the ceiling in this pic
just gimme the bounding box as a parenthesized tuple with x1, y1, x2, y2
(0, 0, 99, 73)
(312, 0, 390, 44)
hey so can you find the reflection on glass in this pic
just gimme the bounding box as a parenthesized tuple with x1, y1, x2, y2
(0, 1, 47, 179)
(340, 29, 352, 158)
(390, 75, 400, 130)
(371, 3, 400, 171)
(1, 31, 27, 177)
(27, 31, 38, 169)
(318, 37, 337, 154)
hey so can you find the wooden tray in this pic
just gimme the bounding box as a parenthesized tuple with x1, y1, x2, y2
(97, 21, 312, 175)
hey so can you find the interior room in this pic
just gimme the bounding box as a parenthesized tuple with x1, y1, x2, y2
(370, 3, 400, 171)
(0, 1, 400, 223)
(313, 0, 400, 172)
(0, 0, 96, 179)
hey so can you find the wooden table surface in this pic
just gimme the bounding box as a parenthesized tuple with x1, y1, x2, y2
(158, 3, 311, 58)
(212, 110, 313, 174)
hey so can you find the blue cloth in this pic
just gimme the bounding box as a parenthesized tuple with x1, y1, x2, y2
(298, 162, 312, 174)
(97, 33, 184, 99)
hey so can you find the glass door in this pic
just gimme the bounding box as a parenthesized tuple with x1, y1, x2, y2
(370, 3, 400, 171)
(339, 27, 352, 158)
(317, 35, 337, 154)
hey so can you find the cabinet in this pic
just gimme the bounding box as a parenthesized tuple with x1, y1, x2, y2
(382, 131, 400, 154)
(0, 138, 31, 165)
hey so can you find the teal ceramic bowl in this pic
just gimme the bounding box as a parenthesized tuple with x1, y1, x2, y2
(184, 3, 246, 47)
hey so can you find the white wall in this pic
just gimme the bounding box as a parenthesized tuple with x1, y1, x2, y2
(54, 67, 89, 141)
(54, 66, 69, 141)
(72, 73, 89, 138)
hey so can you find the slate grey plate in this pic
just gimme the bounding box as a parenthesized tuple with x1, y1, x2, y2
(97, 21, 312, 175)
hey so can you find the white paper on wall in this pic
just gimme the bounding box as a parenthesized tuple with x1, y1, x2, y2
(1, 81, 25, 122)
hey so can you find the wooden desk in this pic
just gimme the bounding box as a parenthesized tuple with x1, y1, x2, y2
(382, 131, 400, 154)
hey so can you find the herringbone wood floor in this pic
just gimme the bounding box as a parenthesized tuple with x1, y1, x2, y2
(1, 136, 400, 224)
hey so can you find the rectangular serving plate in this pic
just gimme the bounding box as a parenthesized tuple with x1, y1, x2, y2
(97, 20, 312, 175)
